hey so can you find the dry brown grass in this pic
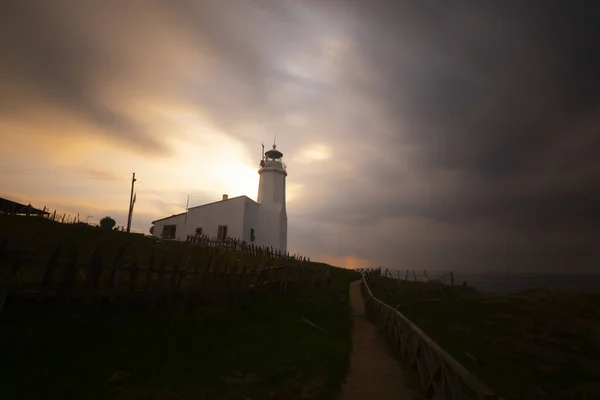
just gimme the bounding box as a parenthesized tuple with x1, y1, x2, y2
(370, 277, 600, 400)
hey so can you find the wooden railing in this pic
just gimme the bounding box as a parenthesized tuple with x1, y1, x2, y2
(360, 274, 501, 400)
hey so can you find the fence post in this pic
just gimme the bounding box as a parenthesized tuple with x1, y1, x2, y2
(84, 249, 103, 307)
(197, 252, 213, 306)
(217, 257, 229, 293)
(108, 246, 126, 307)
(190, 253, 202, 290)
(178, 255, 193, 290)
(41, 244, 61, 300)
(235, 259, 247, 303)
(255, 260, 272, 298)
(153, 252, 169, 307)
(207, 255, 222, 304)
(58, 245, 79, 306)
(167, 257, 181, 303)
(226, 257, 238, 304)
(277, 262, 286, 293)
(128, 251, 139, 301)
(144, 248, 156, 292)
(296, 263, 302, 290)
(0, 247, 23, 314)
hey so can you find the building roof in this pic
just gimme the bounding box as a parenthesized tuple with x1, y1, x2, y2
(151, 195, 259, 224)
(265, 144, 283, 160)
(0, 197, 50, 215)
(151, 211, 187, 224)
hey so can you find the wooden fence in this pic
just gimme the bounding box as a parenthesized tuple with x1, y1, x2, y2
(185, 234, 309, 262)
(358, 267, 460, 297)
(356, 267, 382, 279)
(0, 239, 331, 315)
(360, 274, 500, 400)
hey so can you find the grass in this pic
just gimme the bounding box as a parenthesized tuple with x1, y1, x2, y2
(0, 213, 361, 399)
(367, 277, 600, 400)
(0, 214, 313, 293)
(0, 267, 359, 400)
(0, 214, 275, 272)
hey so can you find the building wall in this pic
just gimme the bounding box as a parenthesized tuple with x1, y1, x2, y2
(152, 197, 247, 241)
(257, 163, 286, 205)
(243, 200, 261, 244)
(256, 206, 287, 252)
(257, 166, 288, 252)
(152, 213, 187, 241)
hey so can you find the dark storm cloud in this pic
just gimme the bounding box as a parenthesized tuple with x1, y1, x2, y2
(0, 1, 170, 153)
(292, 1, 600, 248)
(347, 0, 599, 173)
(1, 0, 599, 272)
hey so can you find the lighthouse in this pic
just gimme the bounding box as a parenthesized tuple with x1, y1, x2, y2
(150, 141, 288, 253)
(257, 143, 288, 252)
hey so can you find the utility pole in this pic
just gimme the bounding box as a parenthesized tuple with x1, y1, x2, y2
(126, 172, 136, 233)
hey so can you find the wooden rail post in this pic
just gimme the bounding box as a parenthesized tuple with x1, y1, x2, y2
(127, 251, 139, 303)
(154, 252, 169, 307)
(144, 248, 156, 292)
(41, 244, 61, 301)
(198, 252, 213, 306)
(167, 257, 181, 304)
(226, 257, 238, 304)
(234, 259, 247, 304)
(58, 246, 79, 307)
(216, 257, 228, 303)
(176, 255, 193, 307)
(108, 246, 126, 307)
(84, 249, 103, 308)
(0, 247, 23, 314)
(207, 255, 222, 304)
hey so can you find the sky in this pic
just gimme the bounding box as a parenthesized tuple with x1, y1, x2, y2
(1, 0, 599, 273)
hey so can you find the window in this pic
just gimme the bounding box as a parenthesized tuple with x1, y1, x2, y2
(161, 224, 176, 239)
(195, 227, 203, 236)
(217, 225, 228, 241)
(250, 228, 256, 242)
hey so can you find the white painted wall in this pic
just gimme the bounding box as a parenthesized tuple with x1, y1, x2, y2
(152, 213, 187, 241)
(257, 160, 288, 252)
(257, 161, 287, 204)
(152, 196, 248, 241)
(256, 207, 287, 251)
(243, 200, 261, 244)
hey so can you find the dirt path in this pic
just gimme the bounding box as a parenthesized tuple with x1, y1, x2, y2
(338, 280, 419, 400)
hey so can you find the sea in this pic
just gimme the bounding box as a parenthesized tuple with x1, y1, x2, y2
(387, 269, 600, 294)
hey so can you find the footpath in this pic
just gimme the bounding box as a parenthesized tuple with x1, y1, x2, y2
(338, 280, 421, 400)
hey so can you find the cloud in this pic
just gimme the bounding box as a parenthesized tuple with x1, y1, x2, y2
(1, 0, 599, 273)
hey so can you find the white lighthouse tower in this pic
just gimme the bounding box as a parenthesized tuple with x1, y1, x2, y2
(257, 143, 288, 252)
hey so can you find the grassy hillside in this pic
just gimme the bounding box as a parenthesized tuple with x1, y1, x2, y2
(367, 276, 600, 400)
(0, 214, 362, 399)
(0, 214, 254, 267)
(1, 266, 360, 400)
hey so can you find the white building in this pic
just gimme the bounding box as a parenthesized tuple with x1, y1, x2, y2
(150, 144, 288, 252)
